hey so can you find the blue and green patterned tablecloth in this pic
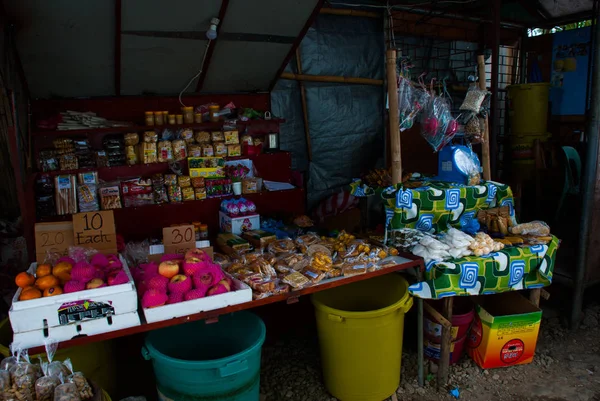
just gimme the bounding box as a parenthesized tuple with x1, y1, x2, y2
(408, 236, 559, 299)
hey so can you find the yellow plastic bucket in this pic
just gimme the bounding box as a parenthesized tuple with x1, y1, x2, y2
(0, 318, 116, 395)
(510, 133, 551, 162)
(507, 83, 550, 134)
(311, 275, 413, 401)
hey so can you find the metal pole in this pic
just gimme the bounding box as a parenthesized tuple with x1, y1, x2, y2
(572, 2, 600, 329)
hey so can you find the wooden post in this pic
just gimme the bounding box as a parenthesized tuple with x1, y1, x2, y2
(529, 288, 541, 307)
(438, 297, 453, 388)
(295, 49, 313, 162)
(477, 55, 492, 181)
(387, 49, 402, 185)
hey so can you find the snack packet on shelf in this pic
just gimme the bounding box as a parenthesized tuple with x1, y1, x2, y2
(282, 271, 310, 289)
(509, 221, 550, 237)
(342, 262, 367, 277)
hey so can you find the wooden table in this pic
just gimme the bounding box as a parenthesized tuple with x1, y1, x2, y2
(27, 256, 426, 366)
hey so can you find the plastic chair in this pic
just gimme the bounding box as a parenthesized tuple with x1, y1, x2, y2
(555, 146, 581, 222)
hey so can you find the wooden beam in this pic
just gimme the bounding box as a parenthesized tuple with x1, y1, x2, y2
(386, 49, 402, 185)
(438, 297, 453, 388)
(477, 55, 491, 181)
(295, 49, 313, 162)
(529, 288, 541, 307)
(280, 72, 383, 86)
(195, 0, 230, 92)
(114, 0, 121, 96)
(320, 7, 380, 18)
(269, 0, 325, 92)
(423, 302, 452, 329)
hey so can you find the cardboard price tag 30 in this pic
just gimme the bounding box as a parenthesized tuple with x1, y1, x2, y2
(73, 211, 117, 254)
(35, 222, 74, 263)
(163, 225, 196, 255)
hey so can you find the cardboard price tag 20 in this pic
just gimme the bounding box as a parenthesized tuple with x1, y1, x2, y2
(35, 222, 74, 263)
(72, 211, 117, 254)
(163, 225, 196, 254)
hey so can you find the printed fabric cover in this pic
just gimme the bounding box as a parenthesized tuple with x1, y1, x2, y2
(409, 236, 559, 299)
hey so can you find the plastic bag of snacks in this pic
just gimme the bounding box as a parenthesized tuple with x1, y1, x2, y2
(77, 183, 99, 212)
(172, 139, 187, 161)
(157, 140, 173, 163)
(9, 348, 39, 401)
(64, 360, 93, 399)
(459, 85, 490, 114)
(420, 94, 456, 152)
(36, 362, 61, 401)
(45, 340, 70, 379)
(54, 380, 81, 401)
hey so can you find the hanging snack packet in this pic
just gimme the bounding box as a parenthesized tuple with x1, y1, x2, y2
(45, 340, 70, 379)
(64, 360, 93, 400)
(9, 348, 39, 401)
(35, 362, 61, 401)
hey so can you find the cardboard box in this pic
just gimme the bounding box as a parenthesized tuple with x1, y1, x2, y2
(241, 230, 277, 250)
(466, 292, 542, 369)
(216, 233, 250, 252)
(219, 211, 260, 234)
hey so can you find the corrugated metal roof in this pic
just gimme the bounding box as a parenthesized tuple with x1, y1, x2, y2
(5, 0, 321, 98)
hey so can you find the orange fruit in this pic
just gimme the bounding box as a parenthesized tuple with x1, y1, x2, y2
(19, 287, 42, 301)
(35, 275, 60, 291)
(36, 263, 52, 278)
(15, 272, 35, 288)
(43, 286, 63, 297)
(53, 262, 72, 282)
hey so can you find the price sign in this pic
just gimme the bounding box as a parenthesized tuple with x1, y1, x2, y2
(35, 222, 74, 262)
(163, 225, 196, 255)
(72, 210, 117, 254)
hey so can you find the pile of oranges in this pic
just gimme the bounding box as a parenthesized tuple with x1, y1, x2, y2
(15, 261, 72, 301)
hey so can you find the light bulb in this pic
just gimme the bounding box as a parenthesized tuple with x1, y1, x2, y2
(206, 17, 220, 40)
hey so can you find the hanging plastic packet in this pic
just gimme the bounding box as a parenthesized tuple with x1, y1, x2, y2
(54, 373, 81, 401)
(9, 347, 39, 401)
(0, 363, 11, 400)
(45, 339, 70, 379)
(64, 359, 93, 399)
(398, 76, 417, 131)
(36, 362, 61, 401)
(420, 95, 456, 151)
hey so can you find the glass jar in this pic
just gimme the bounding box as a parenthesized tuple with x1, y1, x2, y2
(145, 111, 154, 126)
(176, 114, 184, 124)
(199, 224, 209, 240)
(168, 115, 176, 125)
(194, 113, 203, 123)
(162, 111, 169, 124)
(209, 105, 220, 122)
(154, 111, 164, 126)
(182, 107, 194, 124)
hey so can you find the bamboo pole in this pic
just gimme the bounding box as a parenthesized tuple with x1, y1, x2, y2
(386, 49, 402, 184)
(477, 55, 492, 181)
(280, 72, 383, 86)
(295, 49, 313, 162)
(320, 7, 380, 18)
(438, 297, 454, 388)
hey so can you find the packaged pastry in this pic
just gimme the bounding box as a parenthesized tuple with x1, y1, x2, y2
(180, 129, 194, 144)
(182, 186, 195, 201)
(303, 267, 326, 284)
(509, 221, 550, 236)
(217, 233, 250, 252)
(282, 271, 310, 289)
(53, 137, 73, 149)
(177, 175, 191, 188)
(138, 142, 157, 164)
(172, 139, 187, 161)
(213, 142, 227, 157)
(59, 154, 78, 171)
(152, 175, 168, 204)
(191, 177, 205, 188)
(157, 140, 173, 162)
(125, 145, 138, 165)
(268, 239, 296, 254)
(95, 151, 109, 168)
(242, 178, 258, 194)
(295, 234, 320, 253)
(77, 171, 97, 185)
(245, 276, 276, 293)
(211, 131, 225, 142)
(194, 131, 211, 144)
(328, 268, 343, 278)
(121, 177, 153, 207)
(241, 135, 253, 147)
(310, 252, 333, 272)
(99, 184, 122, 210)
(202, 144, 214, 157)
(195, 187, 207, 200)
(164, 174, 177, 186)
(242, 230, 277, 250)
(124, 133, 139, 146)
(342, 263, 367, 277)
(227, 144, 241, 157)
(188, 144, 202, 157)
(77, 183, 99, 212)
(55, 175, 77, 215)
(224, 130, 240, 145)
(168, 185, 182, 203)
(143, 131, 158, 143)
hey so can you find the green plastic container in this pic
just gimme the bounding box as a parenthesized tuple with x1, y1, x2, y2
(142, 312, 266, 401)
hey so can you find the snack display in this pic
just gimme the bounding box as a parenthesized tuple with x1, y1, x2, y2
(54, 175, 77, 215)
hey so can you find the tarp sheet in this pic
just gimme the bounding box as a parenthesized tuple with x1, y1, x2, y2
(271, 14, 384, 208)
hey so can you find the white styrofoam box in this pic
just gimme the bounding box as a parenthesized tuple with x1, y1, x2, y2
(219, 211, 260, 235)
(11, 311, 140, 350)
(149, 240, 211, 255)
(9, 255, 138, 333)
(141, 276, 251, 324)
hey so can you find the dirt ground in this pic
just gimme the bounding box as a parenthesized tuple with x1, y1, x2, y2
(259, 304, 600, 401)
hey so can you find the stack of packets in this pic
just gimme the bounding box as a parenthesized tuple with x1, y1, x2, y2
(214, 231, 399, 299)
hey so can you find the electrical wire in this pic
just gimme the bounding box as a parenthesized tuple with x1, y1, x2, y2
(178, 39, 212, 107)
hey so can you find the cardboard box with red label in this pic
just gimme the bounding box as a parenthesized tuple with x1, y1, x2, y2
(467, 292, 542, 369)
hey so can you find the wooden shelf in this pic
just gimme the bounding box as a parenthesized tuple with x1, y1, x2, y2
(33, 119, 286, 137)
(26, 257, 423, 354)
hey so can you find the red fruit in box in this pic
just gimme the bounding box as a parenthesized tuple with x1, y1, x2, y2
(71, 262, 95, 283)
(106, 254, 123, 269)
(207, 283, 229, 296)
(167, 292, 184, 304)
(184, 288, 207, 301)
(168, 274, 192, 293)
(147, 275, 169, 292)
(142, 289, 168, 308)
(86, 278, 105, 289)
(108, 270, 129, 286)
(158, 260, 180, 279)
(184, 248, 210, 262)
(183, 259, 206, 276)
(90, 253, 109, 269)
(63, 280, 85, 294)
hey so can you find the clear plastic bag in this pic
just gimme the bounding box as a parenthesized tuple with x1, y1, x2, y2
(45, 340, 71, 379)
(77, 183, 99, 212)
(9, 361, 38, 400)
(0, 369, 11, 396)
(54, 382, 81, 401)
(420, 95, 457, 151)
(36, 363, 61, 401)
(459, 86, 490, 114)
